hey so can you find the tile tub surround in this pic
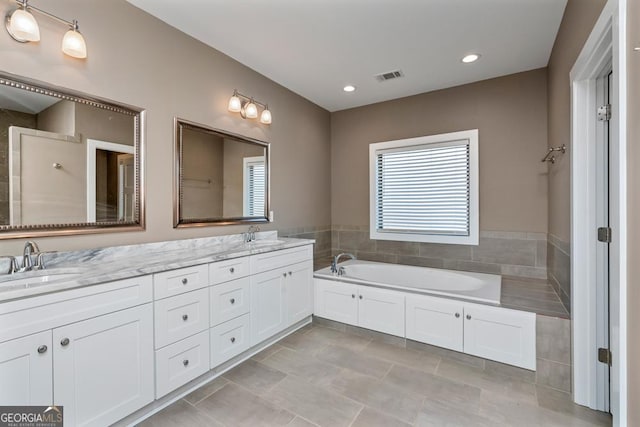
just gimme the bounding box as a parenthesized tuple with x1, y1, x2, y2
(0, 231, 313, 301)
(141, 319, 608, 427)
(331, 226, 548, 280)
(548, 234, 571, 314)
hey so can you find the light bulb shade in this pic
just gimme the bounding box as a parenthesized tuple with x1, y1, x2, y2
(260, 108, 272, 124)
(228, 95, 242, 112)
(62, 29, 87, 58)
(6, 8, 40, 42)
(244, 102, 258, 119)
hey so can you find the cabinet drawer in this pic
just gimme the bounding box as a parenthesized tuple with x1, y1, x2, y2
(250, 245, 313, 274)
(153, 264, 209, 300)
(209, 257, 250, 285)
(155, 330, 210, 398)
(154, 288, 210, 348)
(210, 314, 251, 368)
(210, 277, 250, 326)
(0, 275, 152, 343)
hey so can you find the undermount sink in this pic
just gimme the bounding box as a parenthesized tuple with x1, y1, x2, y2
(0, 269, 84, 289)
(247, 239, 286, 247)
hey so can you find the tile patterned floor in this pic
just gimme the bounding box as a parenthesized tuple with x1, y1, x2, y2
(140, 321, 609, 427)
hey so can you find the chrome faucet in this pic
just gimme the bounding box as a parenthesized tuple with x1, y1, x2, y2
(331, 252, 356, 274)
(244, 225, 261, 243)
(22, 241, 42, 272)
(2, 256, 19, 274)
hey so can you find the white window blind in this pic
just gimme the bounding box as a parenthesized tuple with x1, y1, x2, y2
(369, 130, 478, 245)
(376, 141, 470, 235)
(244, 157, 265, 216)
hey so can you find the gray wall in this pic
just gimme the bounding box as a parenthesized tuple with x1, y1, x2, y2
(0, 0, 332, 260)
(545, 0, 607, 313)
(330, 69, 549, 279)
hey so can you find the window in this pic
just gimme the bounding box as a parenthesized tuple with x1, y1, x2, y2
(243, 156, 265, 216)
(369, 129, 478, 245)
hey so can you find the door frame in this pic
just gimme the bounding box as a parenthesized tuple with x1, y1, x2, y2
(570, 0, 627, 423)
(86, 139, 135, 223)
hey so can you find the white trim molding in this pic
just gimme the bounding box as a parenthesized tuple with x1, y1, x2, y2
(570, 0, 627, 424)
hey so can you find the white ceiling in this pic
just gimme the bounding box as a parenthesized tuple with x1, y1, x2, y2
(127, 0, 567, 112)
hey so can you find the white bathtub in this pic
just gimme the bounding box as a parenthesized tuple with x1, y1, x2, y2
(314, 259, 501, 305)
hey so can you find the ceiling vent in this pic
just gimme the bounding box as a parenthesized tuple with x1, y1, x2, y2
(375, 70, 404, 82)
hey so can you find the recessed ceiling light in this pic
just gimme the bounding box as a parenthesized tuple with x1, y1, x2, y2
(462, 54, 480, 63)
(343, 85, 356, 92)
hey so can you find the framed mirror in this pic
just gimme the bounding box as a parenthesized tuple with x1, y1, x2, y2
(0, 72, 145, 239)
(174, 118, 270, 227)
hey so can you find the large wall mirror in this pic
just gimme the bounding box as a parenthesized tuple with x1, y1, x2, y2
(0, 72, 144, 239)
(174, 119, 270, 227)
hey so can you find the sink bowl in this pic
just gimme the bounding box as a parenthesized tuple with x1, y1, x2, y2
(247, 239, 286, 247)
(0, 269, 84, 289)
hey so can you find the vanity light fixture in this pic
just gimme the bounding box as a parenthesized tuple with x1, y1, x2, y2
(343, 85, 356, 92)
(461, 54, 480, 63)
(5, 0, 88, 59)
(227, 89, 272, 125)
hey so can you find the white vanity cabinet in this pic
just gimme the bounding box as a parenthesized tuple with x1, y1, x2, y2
(0, 275, 155, 427)
(250, 246, 314, 346)
(53, 304, 154, 427)
(0, 330, 53, 405)
(314, 279, 405, 337)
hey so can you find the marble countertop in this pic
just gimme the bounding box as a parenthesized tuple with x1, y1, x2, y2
(0, 232, 314, 303)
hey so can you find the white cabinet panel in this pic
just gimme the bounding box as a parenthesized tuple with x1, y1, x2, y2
(250, 269, 286, 345)
(53, 304, 154, 427)
(153, 264, 209, 300)
(358, 287, 405, 337)
(154, 288, 209, 348)
(155, 330, 210, 398)
(0, 331, 52, 405)
(463, 303, 536, 370)
(314, 279, 358, 326)
(406, 295, 463, 352)
(210, 257, 250, 285)
(285, 261, 314, 325)
(210, 314, 251, 368)
(210, 277, 250, 326)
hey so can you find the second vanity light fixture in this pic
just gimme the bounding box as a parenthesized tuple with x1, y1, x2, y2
(228, 89, 272, 124)
(5, 0, 87, 59)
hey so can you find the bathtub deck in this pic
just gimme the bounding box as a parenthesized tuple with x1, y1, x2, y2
(499, 276, 569, 319)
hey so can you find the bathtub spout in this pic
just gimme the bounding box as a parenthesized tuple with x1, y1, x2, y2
(331, 252, 356, 274)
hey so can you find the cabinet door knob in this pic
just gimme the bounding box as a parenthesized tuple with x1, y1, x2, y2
(37, 345, 48, 354)
(60, 338, 70, 347)
(466, 314, 472, 320)
(230, 337, 236, 343)
(359, 295, 363, 300)
(351, 294, 355, 298)
(182, 314, 189, 321)
(455, 313, 460, 318)
(283, 272, 287, 278)
(183, 359, 189, 367)
(182, 278, 188, 285)
(288, 271, 292, 276)
(229, 267, 235, 273)
(230, 298, 236, 304)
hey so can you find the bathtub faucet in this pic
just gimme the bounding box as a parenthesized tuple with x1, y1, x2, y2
(331, 252, 356, 274)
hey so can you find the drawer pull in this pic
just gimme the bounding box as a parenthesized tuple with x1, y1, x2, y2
(181, 278, 188, 285)
(182, 314, 189, 321)
(230, 298, 236, 305)
(466, 314, 472, 320)
(37, 345, 48, 354)
(60, 338, 70, 347)
(183, 359, 189, 367)
(229, 267, 235, 273)
(455, 313, 460, 318)
(230, 337, 236, 343)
